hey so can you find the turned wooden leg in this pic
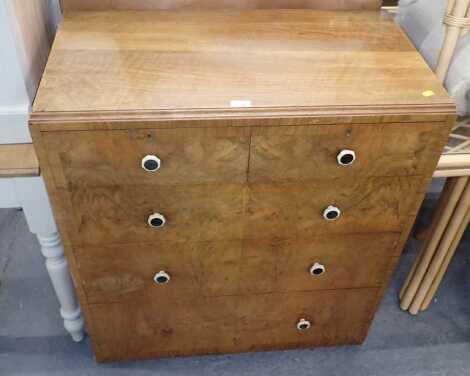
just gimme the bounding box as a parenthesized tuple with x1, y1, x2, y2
(13, 176, 85, 342)
(37, 232, 85, 342)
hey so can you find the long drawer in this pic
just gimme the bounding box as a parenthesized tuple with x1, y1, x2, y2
(66, 176, 420, 245)
(88, 288, 378, 362)
(41, 122, 444, 188)
(76, 233, 399, 303)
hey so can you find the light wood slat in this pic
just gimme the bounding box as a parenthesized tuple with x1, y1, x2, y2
(399, 176, 458, 299)
(434, 168, 470, 177)
(399, 177, 468, 310)
(0, 144, 40, 177)
(436, 0, 470, 81)
(437, 154, 470, 170)
(420, 207, 470, 310)
(408, 178, 470, 314)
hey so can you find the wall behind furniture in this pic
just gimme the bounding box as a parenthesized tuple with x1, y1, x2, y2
(7, 0, 61, 103)
(0, 0, 61, 144)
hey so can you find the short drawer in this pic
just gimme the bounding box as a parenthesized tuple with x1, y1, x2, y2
(68, 183, 246, 245)
(88, 288, 378, 362)
(76, 233, 398, 304)
(249, 122, 447, 182)
(41, 127, 251, 187)
(66, 176, 419, 245)
(245, 176, 421, 239)
(238, 234, 399, 294)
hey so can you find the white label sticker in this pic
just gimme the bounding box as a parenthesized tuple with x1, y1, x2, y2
(230, 100, 252, 108)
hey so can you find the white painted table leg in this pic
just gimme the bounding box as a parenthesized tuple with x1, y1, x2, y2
(13, 176, 85, 342)
(37, 232, 85, 342)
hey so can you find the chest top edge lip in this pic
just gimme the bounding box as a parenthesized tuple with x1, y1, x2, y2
(29, 103, 456, 125)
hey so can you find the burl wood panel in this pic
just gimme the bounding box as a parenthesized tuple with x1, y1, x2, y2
(41, 127, 251, 187)
(246, 177, 419, 239)
(60, 0, 382, 12)
(76, 233, 399, 303)
(88, 288, 378, 362)
(65, 176, 419, 246)
(249, 123, 450, 182)
(40, 122, 448, 188)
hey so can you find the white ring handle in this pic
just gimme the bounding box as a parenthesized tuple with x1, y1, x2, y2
(148, 213, 166, 228)
(153, 271, 171, 285)
(337, 149, 356, 166)
(296, 318, 311, 331)
(142, 155, 161, 172)
(323, 205, 341, 221)
(310, 262, 326, 277)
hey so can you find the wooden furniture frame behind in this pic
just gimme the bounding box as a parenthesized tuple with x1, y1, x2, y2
(399, 0, 470, 315)
(59, 0, 382, 11)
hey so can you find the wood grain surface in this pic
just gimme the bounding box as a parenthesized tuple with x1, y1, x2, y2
(31, 10, 454, 121)
(246, 176, 420, 239)
(60, 0, 382, 12)
(87, 288, 378, 362)
(29, 9, 456, 362)
(0, 144, 40, 177)
(41, 127, 251, 187)
(76, 233, 399, 304)
(39, 122, 449, 188)
(249, 122, 450, 182)
(63, 176, 419, 246)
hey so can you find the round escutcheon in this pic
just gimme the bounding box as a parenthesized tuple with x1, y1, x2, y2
(323, 205, 341, 221)
(153, 271, 171, 285)
(296, 318, 312, 331)
(141, 155, 161, 172)
(337, 149, 356, 166)
(148, 213, 166, 228)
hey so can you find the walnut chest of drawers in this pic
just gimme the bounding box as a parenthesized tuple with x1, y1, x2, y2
(30, 10, 455, 362)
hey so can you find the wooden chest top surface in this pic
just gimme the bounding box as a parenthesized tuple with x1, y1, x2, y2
(32, 10, 454, 122)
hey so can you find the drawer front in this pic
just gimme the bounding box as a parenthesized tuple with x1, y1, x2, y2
(41, 122, 445, 190)
(67, 176, 419, 245)
(77, 233, 398, 304)
(69, 183, 246, 245)
(245, 176, 420, 239)
(249, 123, 446, 182)
(88, 288, 377, 362)
(41, 127, 251, 188)
(238, 234, 399, 294)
